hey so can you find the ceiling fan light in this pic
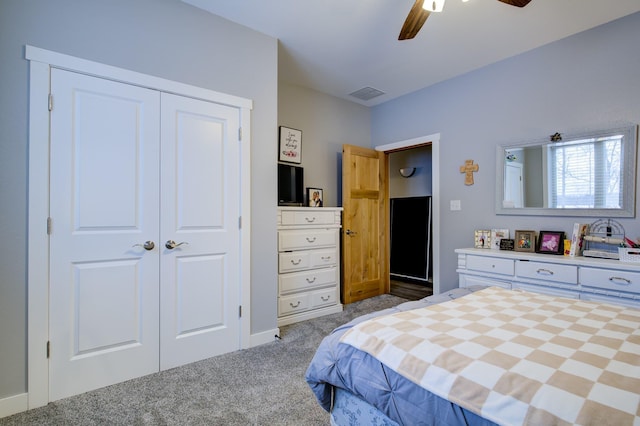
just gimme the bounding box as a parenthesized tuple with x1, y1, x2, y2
(422, 0, 445, 12)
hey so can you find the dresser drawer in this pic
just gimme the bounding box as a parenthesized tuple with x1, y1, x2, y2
(279, 293, 311, 316)
(280, 210, 336, 226)
(279, 229, 337, 251)
(311, 287, 339, 308)
(279, 267, 337, 294)
(466, 255, 514, 276)
(579, 267, 640, 294)
(279, 248, 337, 273)
(279, 251, 310, 273)
(310, 248, 337, 268)
(516, 260, 577, 285)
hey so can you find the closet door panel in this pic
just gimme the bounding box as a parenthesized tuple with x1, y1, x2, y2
(49, 69, 161, 401)
(160, 93, 241, 370)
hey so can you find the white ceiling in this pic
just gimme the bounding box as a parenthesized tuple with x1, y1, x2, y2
(183, 0, 640, 106)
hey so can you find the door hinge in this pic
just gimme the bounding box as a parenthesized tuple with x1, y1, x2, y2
(48, 93, 53, 111)
(46, 341, 50, 359)
(238, 305, 242, 318)
(238, 127, 242, 141)
(238, 216, 242, 229)
(47, 217, 52, 235)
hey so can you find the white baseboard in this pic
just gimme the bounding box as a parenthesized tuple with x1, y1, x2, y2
(250, 327, 280, 347)
(0, 392, 28, 419)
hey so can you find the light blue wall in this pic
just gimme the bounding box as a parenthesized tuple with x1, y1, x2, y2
(372, 12, 640, 292)
(0, 0, 277, 399)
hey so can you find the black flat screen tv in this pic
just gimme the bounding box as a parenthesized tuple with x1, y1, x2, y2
(278, 163, 304, 206)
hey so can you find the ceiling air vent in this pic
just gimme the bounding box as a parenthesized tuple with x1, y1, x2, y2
(349, 87, 385, 101)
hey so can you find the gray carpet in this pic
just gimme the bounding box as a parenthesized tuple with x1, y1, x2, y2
(1, 294, 407, 426)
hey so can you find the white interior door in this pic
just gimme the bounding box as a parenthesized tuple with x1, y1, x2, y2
(504, 162, 524, 208)
(49, 69, 161, 401)
(159, 93, 240, 369)
(49, 69, 242, 400)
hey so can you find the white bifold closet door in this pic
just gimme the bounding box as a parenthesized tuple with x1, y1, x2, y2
(49, 69, 240, 401)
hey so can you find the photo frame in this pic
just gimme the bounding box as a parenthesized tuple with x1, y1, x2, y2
(536, 231, 565, 255)
(514, 230, 536, 252)
(307, 187, 323, 207)
(490, 228, 510, 250)
(279, 126, 302, 164)
(474, 230, 491, 249)
(500, 239, 515, 251)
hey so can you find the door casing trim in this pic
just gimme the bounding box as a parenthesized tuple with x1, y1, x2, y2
(375, 133, 441, 295)
(26, 45, 252, 409)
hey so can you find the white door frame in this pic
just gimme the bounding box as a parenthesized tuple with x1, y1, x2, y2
(375, 133, 441, 295)
(26, 45, 253, 409)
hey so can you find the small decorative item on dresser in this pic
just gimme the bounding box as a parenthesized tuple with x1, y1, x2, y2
(500, 239, 515, 251)
(307, 188, 323, 207)
(536, 231, 565, 255)
(474, 230, 491, 249)
(514, 230, 536, 252)
(619, 247, 640, 263)
(490, 229, 509, 250)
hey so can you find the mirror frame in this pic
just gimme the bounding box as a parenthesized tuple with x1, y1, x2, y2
(495, 125, 638, 217)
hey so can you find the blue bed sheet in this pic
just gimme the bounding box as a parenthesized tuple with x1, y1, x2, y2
(306, 286, 498, 426)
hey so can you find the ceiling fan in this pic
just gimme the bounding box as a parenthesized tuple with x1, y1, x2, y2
(399, 0, 532, 40)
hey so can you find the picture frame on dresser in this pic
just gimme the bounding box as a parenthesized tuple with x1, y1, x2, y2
(474, 230, 491, 249)
(514, 230, 536, 252)
(536, 231, 565, 255)
(307, 187, 323, 207)
(490, 228, 510, 250)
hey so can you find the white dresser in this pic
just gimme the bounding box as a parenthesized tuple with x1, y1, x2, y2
(456, 248, 640, 308)
(277, 207, 343, 326)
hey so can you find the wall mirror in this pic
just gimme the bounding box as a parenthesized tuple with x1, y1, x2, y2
(496, 125, 637, 217)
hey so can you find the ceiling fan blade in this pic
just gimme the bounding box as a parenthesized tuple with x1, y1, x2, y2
(497, 0, 532, 7)
(399, 0, 430, 40)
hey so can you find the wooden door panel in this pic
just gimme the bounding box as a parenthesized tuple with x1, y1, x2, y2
(342, 145, 388, 304)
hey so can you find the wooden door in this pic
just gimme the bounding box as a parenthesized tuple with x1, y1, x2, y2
(49, 69, 161, 401)
(159, 93, 241, 370)
(342, 145, 389, 304)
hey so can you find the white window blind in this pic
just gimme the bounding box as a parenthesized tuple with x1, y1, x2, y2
(549, 135, 623, 208)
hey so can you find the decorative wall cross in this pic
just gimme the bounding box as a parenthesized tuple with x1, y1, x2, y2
(460, 159, 479, 185)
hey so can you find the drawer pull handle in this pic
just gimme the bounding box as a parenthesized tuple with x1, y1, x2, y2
(536, 268, 554, 276)
(609, 276, 631, 285)
(306, 277, 317, 283)
(290, 259, 302, 265)
(321, 295, 331, 302)
(306, 237, 316, 243)
(321, 256, 331, 261)
(305, 217, 316, 223)
(289, 301, 301, 308)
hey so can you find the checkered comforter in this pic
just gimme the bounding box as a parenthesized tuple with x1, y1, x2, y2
(340, 286, 640, 426)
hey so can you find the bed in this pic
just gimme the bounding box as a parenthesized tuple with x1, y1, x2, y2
(305, 285, 640, 426)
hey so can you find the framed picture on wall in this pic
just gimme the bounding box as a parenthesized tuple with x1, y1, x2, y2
(279, 126, 302, 164)
(307, 187, 323, 207)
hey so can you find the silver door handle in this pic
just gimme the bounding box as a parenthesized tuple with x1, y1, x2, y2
(345, 229, 357, 236)
(132, 241, 155, 251)
(165, 240, 189, 249)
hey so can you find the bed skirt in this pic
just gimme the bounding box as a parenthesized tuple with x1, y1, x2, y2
(330, 387, 399, 426)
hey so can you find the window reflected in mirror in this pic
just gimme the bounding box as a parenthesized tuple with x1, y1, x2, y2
(497, 125, 637, 217)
